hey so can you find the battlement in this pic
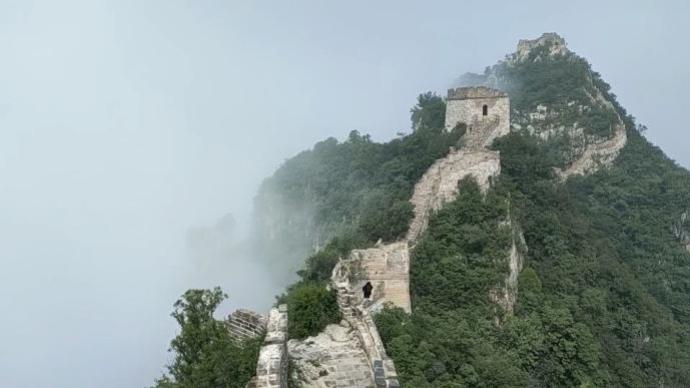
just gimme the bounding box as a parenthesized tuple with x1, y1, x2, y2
(447, 86, 507, 100)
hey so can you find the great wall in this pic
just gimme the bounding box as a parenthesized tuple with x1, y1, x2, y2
(236, 33, 629, 387)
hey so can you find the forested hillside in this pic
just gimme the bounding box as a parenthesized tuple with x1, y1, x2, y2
(256, 37, 690, 387)
(375, 120, 690, 387)
(154, 35, 690, 387)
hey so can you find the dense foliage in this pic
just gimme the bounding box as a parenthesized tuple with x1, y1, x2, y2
(266, 93, 464, 339)
(366, 44, 690, 386)
(152, 288, 261, 388)
(376, 126, 690, 386)
(253, 94, 461, 274)
(283, 282, 341, 339)
(375, 179, 529, 386)
(157, 39, 690, 387)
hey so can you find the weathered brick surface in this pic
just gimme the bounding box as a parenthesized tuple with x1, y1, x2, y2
(228, 309, 267, 340)
(268, 87, 515, 388)
(288, 323, 376, 388)
(406, 148, 501, 242)
(323, 87, 509, 387)
(333, 242, 411, 314)
(247, 305, 288, 388)
(445, 86, 510, 147)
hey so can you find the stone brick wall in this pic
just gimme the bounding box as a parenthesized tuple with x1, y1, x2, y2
(406, 148, 501, 242)
(279, 86, 515, 387)
(228, 309, 267, 340)
(445, 87, 510, 148)
(556, 123, 627, 179)
(323, 92, 511, 386)
(246, 305, 288, 388)
(333, 242, 411, 314)
(332, 285, 401, 387)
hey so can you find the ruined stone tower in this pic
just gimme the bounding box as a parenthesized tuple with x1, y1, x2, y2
(445, 86, 510, 148)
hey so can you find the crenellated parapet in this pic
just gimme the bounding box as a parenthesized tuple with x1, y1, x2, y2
(447, 86, 507, 100)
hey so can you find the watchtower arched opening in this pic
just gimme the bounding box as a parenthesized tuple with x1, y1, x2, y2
(482, 105, 488, 116)
(362, 282, 373, 299)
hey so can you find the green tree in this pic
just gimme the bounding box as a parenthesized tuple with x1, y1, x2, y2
(152, 287, 260, 388)
(286, 283, 341, 339)
(411, 92, 446, 131)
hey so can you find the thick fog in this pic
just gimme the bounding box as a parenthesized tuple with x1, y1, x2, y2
(0, 1, 688, 387)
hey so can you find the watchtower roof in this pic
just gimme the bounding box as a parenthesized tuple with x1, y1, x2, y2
(447, 86, 507, 100)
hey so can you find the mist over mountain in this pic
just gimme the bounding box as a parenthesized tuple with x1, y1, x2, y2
(153, 32, 690, 388)
(2, 2, 689, 388)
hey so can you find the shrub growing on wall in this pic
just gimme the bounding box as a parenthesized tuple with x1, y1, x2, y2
(286, 282, 341, 339)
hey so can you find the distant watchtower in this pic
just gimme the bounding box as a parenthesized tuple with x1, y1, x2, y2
(445, 86, 510, 147)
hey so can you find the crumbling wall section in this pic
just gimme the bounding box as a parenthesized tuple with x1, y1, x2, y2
(228, 309, 267, 341)
(246, 305, 288, 388)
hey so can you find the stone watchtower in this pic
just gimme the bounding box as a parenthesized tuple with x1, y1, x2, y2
(445, 86, 510, 148)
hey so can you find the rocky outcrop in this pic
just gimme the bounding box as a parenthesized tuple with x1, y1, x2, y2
(672, 210, 690, 252)
(247, 305, 289, 388)
(489, 216, 526, 316)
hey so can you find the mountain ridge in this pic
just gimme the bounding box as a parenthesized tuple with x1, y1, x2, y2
(153, 33, 690, 388)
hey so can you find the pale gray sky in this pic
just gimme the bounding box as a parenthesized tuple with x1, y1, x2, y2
(0, 1, 688, 387)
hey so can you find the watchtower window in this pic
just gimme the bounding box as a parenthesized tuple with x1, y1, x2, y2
(482, 105, 488, 116)
(362, 282, 373, 299)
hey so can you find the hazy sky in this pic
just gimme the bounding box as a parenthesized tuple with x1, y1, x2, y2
(0, 1, 688, 387)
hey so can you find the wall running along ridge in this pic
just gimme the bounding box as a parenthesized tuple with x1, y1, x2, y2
(506, 33, 628, 180)
(287, 86, 509, 387)
(556, 122, 627, 180)
(406, 149, 501, 242)
(244, 37, 630, 381)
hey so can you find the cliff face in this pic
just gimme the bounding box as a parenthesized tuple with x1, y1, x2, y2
(672, 210, 690, 252)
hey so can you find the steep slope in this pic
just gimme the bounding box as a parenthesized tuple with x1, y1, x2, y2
(374, 33, 690, 387)
(241, 33, 690, 387)
(153, 33, 690, 388)
(457, 33, 629, 178)
(252, 104, 460, 286)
